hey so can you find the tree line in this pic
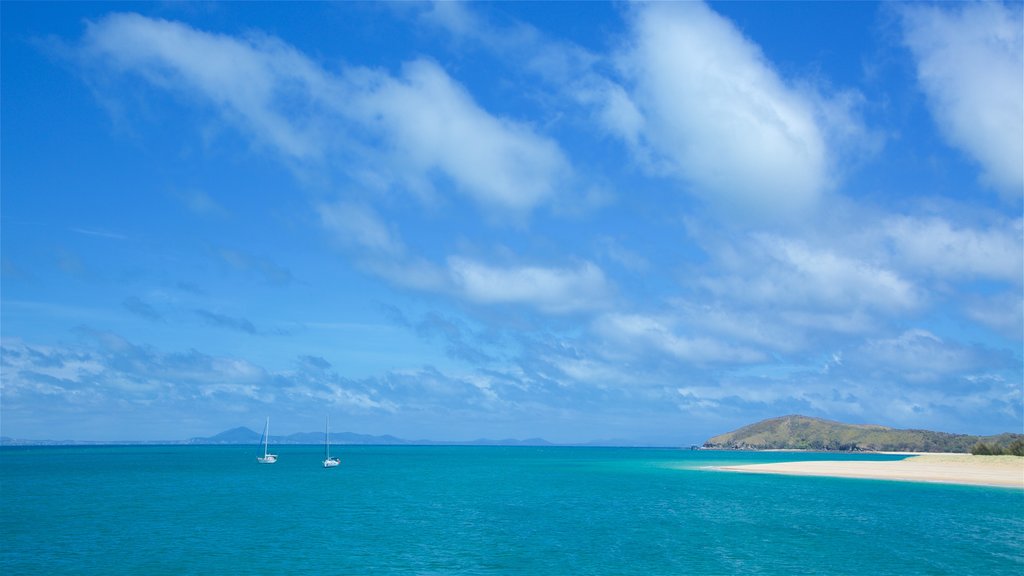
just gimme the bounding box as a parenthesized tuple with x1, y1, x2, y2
(971, 440, 1024, 456)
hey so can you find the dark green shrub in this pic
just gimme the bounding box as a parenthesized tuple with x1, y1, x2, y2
(1008, 439, 1024, 457)
(971, 442, 993, 455)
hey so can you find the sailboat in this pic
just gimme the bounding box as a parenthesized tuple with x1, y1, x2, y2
(257, 417, 278, 464)
(323, 415, 341, 468)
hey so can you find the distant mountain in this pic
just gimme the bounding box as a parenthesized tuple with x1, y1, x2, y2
(192, 426, 261, 444)
(187, 428, 410, 445)
(186, 429, 555, 446)
(281, 431, 409, 445)
(703, 415, 1024, 453)
(2, 428, 669, 448)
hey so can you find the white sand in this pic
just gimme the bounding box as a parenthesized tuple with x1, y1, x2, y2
(715, 454, 1024, 489)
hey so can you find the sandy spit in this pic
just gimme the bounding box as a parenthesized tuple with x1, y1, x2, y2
(714, 454, 1024, 489)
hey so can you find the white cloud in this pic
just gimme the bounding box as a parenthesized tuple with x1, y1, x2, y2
(884, 216, 1023, 282)
(677, 376, 959, 431)
(613, 1, 833, 215)
(0, 341, 105, 390)
(780, 310, 875, 336)
(82, 13, 327, 160)
(676, 382, 827, 411)
(369, 258, 450, 294)
(356, 59, 570, 212)
(671, 300, 806, 354)
(764, 236, 919, 310)
(419, 0, 596, 86)
(80, 13, 569, 214)
(703, 234, 920, 313)
(317, 201, 405, 256)
(551, 355, 626, 386)
(964, 292, 1024, 340)
(447, 257, 611, 314)
(594, 82, 644, 148)
(852, 329, 1002, 384)
(901, 2, 1024, 197)
(419, 0, 879, 218)
(0, 336, 401, 418)
(420, 0, 480, 39)
(593, 312, 765, 364)
(599, 237, 649, 272)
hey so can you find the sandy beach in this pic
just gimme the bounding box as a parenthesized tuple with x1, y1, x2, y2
(715, 454, 1024, 489)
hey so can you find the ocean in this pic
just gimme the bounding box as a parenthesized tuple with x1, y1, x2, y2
(2, 445, 1021, 575)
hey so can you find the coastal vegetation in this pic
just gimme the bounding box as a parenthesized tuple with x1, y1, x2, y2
(971, 439, 1024, 456)
(704, 415, 1024, 453)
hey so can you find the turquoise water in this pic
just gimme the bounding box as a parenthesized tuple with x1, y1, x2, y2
(2, 446, 1021, 575)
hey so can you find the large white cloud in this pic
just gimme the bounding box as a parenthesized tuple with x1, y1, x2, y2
(354, 60, 569, 212)
(80, 13, 570, 213)
(82, 13, 327, 160)
(901, 2, 1024, 198)
(612, 2, 832, 214)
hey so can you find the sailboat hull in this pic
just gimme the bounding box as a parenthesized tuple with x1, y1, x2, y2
(323, 415, 340, 468)
(257, 417, 277, 464)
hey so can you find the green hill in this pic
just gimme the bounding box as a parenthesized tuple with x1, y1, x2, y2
(703, 415, 1024, 453)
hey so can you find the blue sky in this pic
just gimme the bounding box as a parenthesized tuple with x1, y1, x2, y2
(2, 1, 1021, 444)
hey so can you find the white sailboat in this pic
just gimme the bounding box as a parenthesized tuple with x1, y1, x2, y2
(323, 415, 341, 468)
(257, 417, 278, 464)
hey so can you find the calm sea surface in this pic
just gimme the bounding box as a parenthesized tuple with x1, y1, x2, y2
(2, 446, 1021, 575)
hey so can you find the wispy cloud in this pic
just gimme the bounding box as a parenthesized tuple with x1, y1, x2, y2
(599, 237, 650, 272)
(883, 216, 1023, 282)
(900, 2, 1024, 198)
(964, 293, 1024, 340)
(122, 296, 162, 322)
(194, 309, 257, 334)
(81, 13, 326, 161)
(79, 13, 571, 214)
(175, 189, 228, 218)
(593, 312, 766, 365)
(216, 248, 294, 285)
(447, 257, 612, 314)
(0, 335, 403, 438)
(353, 59, 571, 213)
(850, 329, 1018, 386)
(414, 311, 494, 365)
(700, 233, 921, 314)
(71, 227, 128, 241)
(316, 201, 405, 256)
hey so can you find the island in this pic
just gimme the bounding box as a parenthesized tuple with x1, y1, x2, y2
(703, 414, 1024, 453)
(705, 415, 1024, 489)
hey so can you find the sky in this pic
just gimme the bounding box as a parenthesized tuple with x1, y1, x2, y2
(1, 1, 1022, 445)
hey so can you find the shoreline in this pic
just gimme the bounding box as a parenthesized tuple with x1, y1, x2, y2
(701, 448, 965, 455)
(713, 454, 1024, 489)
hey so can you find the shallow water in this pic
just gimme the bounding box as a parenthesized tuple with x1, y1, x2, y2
(2, 446, 1021, 574)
